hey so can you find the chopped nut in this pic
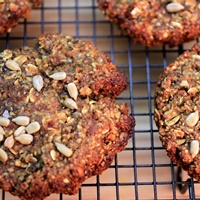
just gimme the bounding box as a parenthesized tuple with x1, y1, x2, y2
(185, 110, 199, 127)
(166, 2, 185, 13)
(32, 75, 44, 92)
(165, 115, 180, 126)
(0, 148, 8, 163)
(63, 178, 70, 183)
(25, 64, 39, 75)
(55, 142, 73, 157)
(0, 117, 10, 127)
(5, 59, 21, 71)
(49, 72, 66, 80)
(176, 139, 186, 145)
(13, 55, 27, 66)
(190, 140, 199, 158)
(50, 149, 57, 161)
(15, 134, 33, 145)
(180, 80, 189, 87)
(14, 126, 26, 137)
(67, 82, 78, 100)
(12, 116, 30, 126)
(0, 50, 12, 60)
(4, 135, 14, 149)
(64, 98, 78, 110)
(25, 121, 40, 134)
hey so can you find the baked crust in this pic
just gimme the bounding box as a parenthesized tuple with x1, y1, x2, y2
(0, 33, 135, 200)
(98, 0, 200, 47)
(0, 0, 42, 34)
(154, 43, 200, 181)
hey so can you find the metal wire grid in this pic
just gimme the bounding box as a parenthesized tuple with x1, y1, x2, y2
(0, 0, 200, 199)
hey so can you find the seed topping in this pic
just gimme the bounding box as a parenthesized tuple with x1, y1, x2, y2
(55, 142, 73, 157)
(32, 75, 44, 92)
(25, 121, 40, 134)
(185, 110, 199, 127)
(15, 134, 33, 145)
(0, 149, 8, 163)
(0, 117, 10, 127)
(49, 72, 66, 80)
(5, 59, 21, 71)
(4, 135, 14, 149)
(12, 116, 30, 126)
(190, 140, 199, 158)
(166, 2, 185, 13)
(64, 98, 78, 110)
(14, 126, 26, 137)
(67, 82, 78, 100)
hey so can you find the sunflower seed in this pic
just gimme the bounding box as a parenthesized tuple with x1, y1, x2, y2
(64, 98, 78, 110)
(190, 140, 199, 158)
(67, 82, 78, 100)
(15, 134, 33, 145)
(186, 110, 199, 127)
(0, 133, 4, 142)
(55, 142, 73, 157)
(0, 117, 10, 127)
(14, 126, 26, 137)
(5, 59, 21, 71)
(32, 75, 44, 92)
(50, 149, 57, 160)
(63, 178, 70, 183)
(12, 116, 30, 126)
(49, 72, 66, 80)
(166, 2, 185, 13)
(4, 135, 14, 149)
(0, 148, 8, 163)
(25, 121, 40, 134)
(0, 126, 5, 135)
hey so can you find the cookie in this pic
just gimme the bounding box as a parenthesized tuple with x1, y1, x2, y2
(0, 33, 135, 200)
(98, 0, 200, 47)
(154, 43, 200, 181)
(0, 0, 42, 34)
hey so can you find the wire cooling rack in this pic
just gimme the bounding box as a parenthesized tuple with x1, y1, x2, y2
(0, 0, 200, 200)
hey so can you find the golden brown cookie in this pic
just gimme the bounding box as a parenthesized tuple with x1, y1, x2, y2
(0, 0, 42, 34)
(98, 0, 200, 47)
(0, 33, 135, 200)
(154, 43, 200, 181)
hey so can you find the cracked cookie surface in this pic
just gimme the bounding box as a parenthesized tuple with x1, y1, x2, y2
(98, 0, 200, 47)
(154, 43, 200, 181)
(0, 33, 135, 200)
